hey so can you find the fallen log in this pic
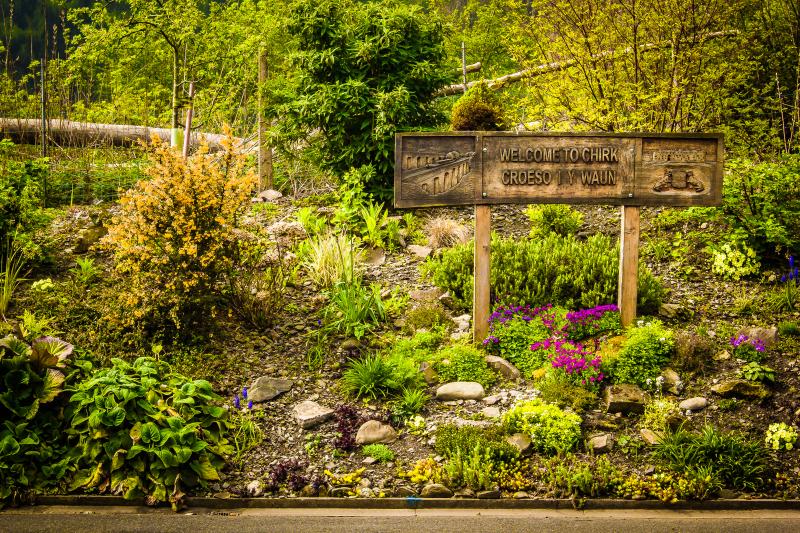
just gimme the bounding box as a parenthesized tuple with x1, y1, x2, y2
(436, 30, 738, 96)
(0, 118, 250, 151)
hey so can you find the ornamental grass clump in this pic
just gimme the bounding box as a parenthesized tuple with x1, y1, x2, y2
(105, 132, 256, 334)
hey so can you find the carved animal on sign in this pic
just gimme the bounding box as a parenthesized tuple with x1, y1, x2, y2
(652, 168, 705, 193)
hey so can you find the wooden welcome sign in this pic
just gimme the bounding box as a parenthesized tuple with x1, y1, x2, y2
(394, 132, 724, 341)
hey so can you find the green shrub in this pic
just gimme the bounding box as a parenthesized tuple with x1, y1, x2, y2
(361, 443, 395, 463)
(525, 204, 584, 238)
(278, 0, 453, 194)
(66, 357, 232, 510)
(0, 333, 85, 504)
(322, 280, 385, 340)
(422, 234, 664, 312)
(341, 353, 421, 400)
(653, 425, 770, 492)
(709, 239, 761, 280)
(435, 344, 497, 389)
(482, 304, 559, 377)
(640, 398, 679, 433)
(723, 156, 800, 258)
(403, 300, 452, 334)
(450, 81, 504, 131)
(778, 320, 800, 337)
(434, 424, 518, 463)
(606, 320, 674, 391)
(442, 445, 498, 491)
(535, 379, 598, 412)
(387, 328, 446, 364)
(501, 399, 582, 455)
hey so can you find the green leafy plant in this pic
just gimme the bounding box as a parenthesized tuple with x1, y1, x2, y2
(422, 234, 664, 312)
(653, 425, 770, 492)
(0, 333, 78, 504)
(0, 242, 27, 320)
(296, 206, 328, 236)
(778, 320, 800, 337)
(482, 304, 557, 377)
(66, 357, 233, 510)
(765, 422, 797, 451)
(723, 156, 800, 258)
(435, 344, 497, 389)
(709, 239, 760, 280)
(640, 398, 679, 433)
(359, 201, 388, 249)
(739, 362, 775, 383)
(605, 320, 674, 391)
(361, 444, 394, 463)
(443, 445, 497, 491)
(391, 388, 428, 421)
(434, 424, 518, 463)
(525, 204, 584, 238)
(278, 0, 453, 194)
(341, 353, 420, 400)
(70, 257, 102, 286)
(501, 399, 583, 455)
(323, 280, 386, 340)
(301, 231, 362, 289)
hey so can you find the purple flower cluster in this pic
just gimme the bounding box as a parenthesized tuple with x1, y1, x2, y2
(563, 304, 619, 340)
(531, 338, 605, 387)
(232, 386, 254, 410)
(488, 303, 553, 326)
(780, 256, 798, 283)
(730, 334, 766, 352)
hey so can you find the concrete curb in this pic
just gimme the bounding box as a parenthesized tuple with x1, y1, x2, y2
(29, 495, 800, 511)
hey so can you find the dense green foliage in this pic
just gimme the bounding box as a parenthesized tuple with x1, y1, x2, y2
(277, 0, 453, 194)
(422, 234, 664, 312)
(66, 357, 233, 509)
(435, 344, 497, 389)
(0, 333, 83, 504)
(605, 320, 675, 390)
(434, 424, 519, 462)
(450, 82, 505, 131)
(723, 156, 800, 258)
(501, 399, 583, 455)
(654, 426, 770, 491)
(525, 204, 584, 238)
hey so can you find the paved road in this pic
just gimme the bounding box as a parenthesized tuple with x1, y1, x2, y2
(2, 506, 800, 533)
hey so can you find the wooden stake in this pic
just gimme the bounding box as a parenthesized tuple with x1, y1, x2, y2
(258, 51, 273, 191)
(618, 205, 641, 327)
(473, 205, 491, 343)
(182, 81, 195, 159)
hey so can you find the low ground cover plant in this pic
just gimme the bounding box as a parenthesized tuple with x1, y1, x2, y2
(501, 399, 582, 455)
(604, 320, 674, 391)
(66, 357, 233, 509)
(435, 344, 497, 389)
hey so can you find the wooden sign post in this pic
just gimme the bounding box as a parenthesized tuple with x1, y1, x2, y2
(395, 132, 723, 342)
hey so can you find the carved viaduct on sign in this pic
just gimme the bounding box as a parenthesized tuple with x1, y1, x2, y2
(403, 151, 476, 195)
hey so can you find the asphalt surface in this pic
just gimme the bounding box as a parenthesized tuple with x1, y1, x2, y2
(2, 506, 800, 533)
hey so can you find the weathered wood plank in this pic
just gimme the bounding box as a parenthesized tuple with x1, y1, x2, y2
(394, 132, 723, 208)
(473, 205, 491, 344)
(618, 206, 641, 327)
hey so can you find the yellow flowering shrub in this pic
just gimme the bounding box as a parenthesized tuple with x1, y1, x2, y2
(105, 132, 256, 333)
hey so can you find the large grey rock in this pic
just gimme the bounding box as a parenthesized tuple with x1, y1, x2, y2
(481, 406, 501, 418)
(660, 368, 683, 395)
(640, 428, 663, 445)
(393, 486, 417, 497)
(249, 376, 293, 402)
(711, 379, 770, 401)
(453, 314, 471, 332)
(604, 384, 648, 414)
(679, 397, 708, 411)
(421, 483, 453, 498)
(363, 247, 386, 267)
(658, 303, 683, 319)
(436, 382, 486, 401)
(257, 189, 283, 202)
(735, 326, 778, 348)
(355, 420, 398, 445)
(409, 287, 444, 301)
(408, 245, 433, 259)
(477, 489, 501, 499)
(588, 433, 612, 454)
(506, 433, 532, 454)
(485, 355, 521, 380)
(293, 400, 334, 429)
(74, 225, 108, 254)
